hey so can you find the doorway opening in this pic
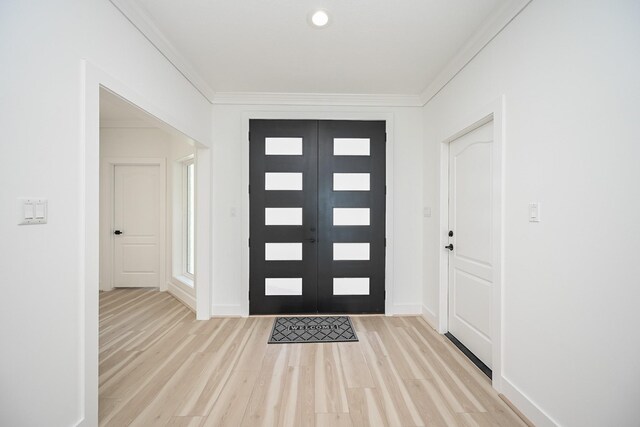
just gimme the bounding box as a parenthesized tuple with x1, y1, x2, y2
(99, 88, 197, 307)
(249, 119, 386, 315)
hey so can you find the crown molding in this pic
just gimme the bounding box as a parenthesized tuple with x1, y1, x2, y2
(419, 0, 533, 106)
(211, 92, 424, 107)
(108, 0, 216, 103)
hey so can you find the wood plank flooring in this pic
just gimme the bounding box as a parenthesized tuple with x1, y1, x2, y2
(99, 289, 527, 426)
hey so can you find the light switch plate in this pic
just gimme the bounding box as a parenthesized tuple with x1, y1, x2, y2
(19, 198, 47, 225)
(423, 207, 432, 218)
(529, 202, 540, 222)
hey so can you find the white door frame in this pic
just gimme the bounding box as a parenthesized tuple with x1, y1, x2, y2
(239, 111, 395, 317)
(438, 96, 505, 391)
(80, 60, 212, 425)
(101, 157, 167, 291)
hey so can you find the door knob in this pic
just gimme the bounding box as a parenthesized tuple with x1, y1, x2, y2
(444, 244, 453, 251)
(114, 230, 123, 235)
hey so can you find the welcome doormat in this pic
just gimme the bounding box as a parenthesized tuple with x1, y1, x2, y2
(268, 316, 358, 344)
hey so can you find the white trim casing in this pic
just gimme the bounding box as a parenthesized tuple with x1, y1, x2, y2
(100, 157, 167, 292)
(194, 146, 212, 320)
(81, 60, 212, 425)
(437, 96, 505, 393)
(238, 111, 395, 317)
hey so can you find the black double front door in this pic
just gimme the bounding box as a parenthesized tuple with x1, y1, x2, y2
(249, 120, 385, 314)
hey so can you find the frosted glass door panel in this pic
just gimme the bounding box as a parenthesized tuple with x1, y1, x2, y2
(333, 208, 370, 226)
(265, 278, 303, 296)
(265, 243, 303, 261)
(265, 208, 303, 225)
(265, 173, 303, 191)
(264, 243, 302, 261)
(333, 173, 370, 191)
(334, 138, 370, 156)
(333, 243, 370, 260)
(333, 278, 370, 295)
(265, 137, 303, 155)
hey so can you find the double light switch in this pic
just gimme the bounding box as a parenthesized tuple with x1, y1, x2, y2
(19, 199, 47, 225)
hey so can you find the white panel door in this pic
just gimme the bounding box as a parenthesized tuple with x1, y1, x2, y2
(113, 164, 162, 287)
(448, 121, 494, 368)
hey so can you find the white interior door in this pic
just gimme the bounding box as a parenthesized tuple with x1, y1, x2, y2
(448, 121, 494, 368)
(113, 164, 163, 288)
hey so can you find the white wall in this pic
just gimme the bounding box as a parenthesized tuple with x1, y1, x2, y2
(0, 1, 210, 425)
(422, 1, 640, 425)
(211, 104, 424, 315)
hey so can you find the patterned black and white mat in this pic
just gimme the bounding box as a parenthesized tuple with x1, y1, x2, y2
(268, 316, 358, 344)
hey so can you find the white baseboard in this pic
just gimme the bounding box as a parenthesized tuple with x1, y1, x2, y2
(501, 376, 559, 427)
(391, 304, 422, 315)
(99, 282, 113, 292)
(167, 282, 196, 312)
(211, 304, 243, 317)
(421, 305, 437, 330)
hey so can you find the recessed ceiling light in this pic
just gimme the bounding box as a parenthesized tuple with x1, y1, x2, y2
(310, 10, 330, 28)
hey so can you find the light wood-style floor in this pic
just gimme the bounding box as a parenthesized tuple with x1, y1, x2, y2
(99, 289, 528, 426)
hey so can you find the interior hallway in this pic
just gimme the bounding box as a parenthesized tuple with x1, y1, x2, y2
(99, 289, 528, 426)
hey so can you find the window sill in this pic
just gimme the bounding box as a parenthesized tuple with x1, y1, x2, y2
(173, 275, 194, 289)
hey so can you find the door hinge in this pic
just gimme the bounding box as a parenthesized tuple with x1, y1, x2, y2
(384, 237, 387, 247)
(385, 132, 387, 142)
(384, 290, 386, 299)
(248, 184, 250, 194)
(248, 131, 251, 141)
(248, 237, 251, 247)
(385, 185, 387, 195)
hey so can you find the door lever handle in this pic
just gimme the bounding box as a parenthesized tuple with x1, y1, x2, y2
(444, 244, 453, 251)
(114, 230, 123, 235)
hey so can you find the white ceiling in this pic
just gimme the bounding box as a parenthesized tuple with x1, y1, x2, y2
(100, 89, 192, 141)
(100, 89, 158, 124)
(116, 0, 526, 99)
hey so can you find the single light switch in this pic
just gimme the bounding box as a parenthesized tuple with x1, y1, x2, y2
(423, 207, 432, 218)
(24, 202, 35, 220)
(529, 202, 540, 222)
(35, 200, 46, 219)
